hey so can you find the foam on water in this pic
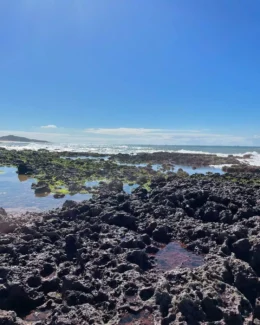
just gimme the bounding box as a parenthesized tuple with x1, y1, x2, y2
(1, 142, 260, 166)
(177, 150, 260, 166)
(237, 151, 260, 166)
(209, 164, 234, 169)
(175, 149, 229, 157)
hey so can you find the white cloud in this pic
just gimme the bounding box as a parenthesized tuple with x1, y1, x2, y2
(41, 125, 57, 129)
(84, 128, 158, 136)
(0, 128, 256, 146)
(84, 128, 204, 137)
(83, 128, 249, 145)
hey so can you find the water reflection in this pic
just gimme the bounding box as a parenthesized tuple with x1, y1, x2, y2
(85, 180, 100, 187)
(35, 192, 50, 198)
(174, 164, 224, 175)
(116, 162, 224, 174)
(123, 183, 139, 193)
(0, 166, 91, 212)
(18, 174, 29, 182)
(0, 162, 224, 214)
(155, 242, 204, 271)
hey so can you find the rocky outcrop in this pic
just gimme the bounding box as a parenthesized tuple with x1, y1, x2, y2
(112, 151, 240, 166)
(1, 177, 260, 323)
(223, 165, 260, 173)
(0, 207, 7, 218)
(31, 182, 51, 195)
(17, 163, 34, 175)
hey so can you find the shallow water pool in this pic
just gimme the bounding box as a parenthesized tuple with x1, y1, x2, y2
(61, 156, 110, 161)
(123, 183, 140, 193)
(155, 242, 204, 271)
(0, 166, 91, 213)
(116, 162, 224, 174)
(174, 165, 225, 175)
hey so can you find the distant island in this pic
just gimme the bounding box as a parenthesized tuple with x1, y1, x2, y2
(0, 135, 49, 143)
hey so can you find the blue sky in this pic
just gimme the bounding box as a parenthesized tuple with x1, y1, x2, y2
(0, 0, 260, 145)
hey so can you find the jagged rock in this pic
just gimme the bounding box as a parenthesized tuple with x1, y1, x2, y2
(139, 287, 154, 301)
(0, 208, 7, 219)
(127, 250, 152, 270)
(0, 310, 17, 325)
(17, 162, 34, 175)
(152, 226, 171, 243)
(63, 200, 77, 209)
(102, 211, 136, 230)
(1, 172, 260, 323)
(108, 180, 123, 192)
(54, 193, 65, 199)
(34, 182, 51, 194)
(232, 238, 251, 260)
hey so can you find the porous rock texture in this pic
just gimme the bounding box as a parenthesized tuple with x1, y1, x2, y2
(1, 175, 260, 324)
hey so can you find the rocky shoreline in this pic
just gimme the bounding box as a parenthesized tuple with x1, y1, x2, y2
(109, 151, 240, 166)
(1, 173, 260, 324)
(0, 148, 242, 198)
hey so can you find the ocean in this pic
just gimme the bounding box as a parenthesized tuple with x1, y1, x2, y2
(1, 142, 260, 166)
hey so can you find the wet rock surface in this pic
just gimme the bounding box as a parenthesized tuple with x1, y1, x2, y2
(1, 175, 260, 324)
(0, 148, 241, 199)
(111, 151, 239, 167)
(223, 165, 260, 173)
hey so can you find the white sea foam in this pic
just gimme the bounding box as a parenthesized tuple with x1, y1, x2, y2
(1, 142, 260, 166)
(209, 164, 234, 169)
(238, 153, 260, 166)
(172, 150, 260, 166)
(175, 149, 229, 157)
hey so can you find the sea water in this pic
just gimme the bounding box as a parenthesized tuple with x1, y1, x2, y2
(1, 142, 259, 165)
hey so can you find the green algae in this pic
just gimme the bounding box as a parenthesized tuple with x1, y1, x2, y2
(1, 148, 257, 198)
(49, 186, 70, 195)
(143, 182, 151, 191)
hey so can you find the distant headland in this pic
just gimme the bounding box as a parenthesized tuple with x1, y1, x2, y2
(0, 135, 49, 143)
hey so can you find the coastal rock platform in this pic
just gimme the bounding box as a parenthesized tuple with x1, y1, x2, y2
(1, 175, 260, 324)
